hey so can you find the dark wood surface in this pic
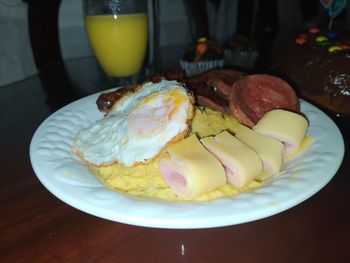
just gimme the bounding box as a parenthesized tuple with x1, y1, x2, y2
(1, 59, 349, 263)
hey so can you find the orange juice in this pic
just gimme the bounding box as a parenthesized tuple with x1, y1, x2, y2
(85, 14, 148, 77)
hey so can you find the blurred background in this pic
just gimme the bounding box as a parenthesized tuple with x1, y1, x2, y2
(1, 0, 349, 88)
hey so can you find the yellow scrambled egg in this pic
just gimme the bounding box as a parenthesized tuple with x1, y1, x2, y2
(88, 107, 263, 202)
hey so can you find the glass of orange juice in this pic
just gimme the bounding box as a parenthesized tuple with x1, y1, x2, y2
(83, 0, 149, 85)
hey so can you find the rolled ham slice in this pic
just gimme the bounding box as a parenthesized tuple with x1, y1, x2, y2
(158, 134, 226, 200)
(235, 124, 284, 175)
(200, 131, 262, 188)
(253, 109, 308, 154)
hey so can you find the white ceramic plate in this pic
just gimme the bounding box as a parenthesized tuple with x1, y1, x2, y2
(30, 92, 344, 229)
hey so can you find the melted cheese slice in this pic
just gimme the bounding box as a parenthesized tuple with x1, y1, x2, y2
(158, 134, 226, 200)
(235, 124, 283, 175)
(201, 131, 262, 188)
(253, 109, 308, 154)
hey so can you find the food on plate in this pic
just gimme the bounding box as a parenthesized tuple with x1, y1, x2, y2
(274, 26, 350, 115)
(185, 70, 300, 127)
(73, 80, 194, 166)
(88, 107, 259, 201)
(158, 134, 226, 200)
(186, 69, 245, 114)
(235, 124, 283, 175)
(229, 74, 300, 127)
(96, 70, 184, 113)
(201, 131, 262, 188)
(190, 107, 239, 138)
(96, 84, 139, 114)
(97, 69, 301, 129)
(253, 109, 309, 154)
(74, 69, 311, 201)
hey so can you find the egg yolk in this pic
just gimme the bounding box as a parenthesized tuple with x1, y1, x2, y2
(127, 89, 188, 139)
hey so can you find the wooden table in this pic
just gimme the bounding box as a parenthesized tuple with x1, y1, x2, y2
(1, 59, 349, 262)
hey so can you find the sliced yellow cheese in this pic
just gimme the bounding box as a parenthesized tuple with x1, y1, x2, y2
(253, 109, 308, 154)
(235, 124, 283, 175)
(201, 131, 262, 188)
(158, 134, 226, 200)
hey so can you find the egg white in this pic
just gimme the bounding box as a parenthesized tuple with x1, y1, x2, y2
(74, 80, 193, 166)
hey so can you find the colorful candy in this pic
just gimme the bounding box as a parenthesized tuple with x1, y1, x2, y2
(309, 27, 320, 34)
(316, 36, 329, 42)
(196, 37, 208, 54)
(295, 37, 307, 45)
(294, 27, 348, 52)
(328, 45, 342, 52)
(197, 43, 207, 54)
(319, 41, 333, 47)
(326, 31, 337, 38)
(340, 44, 350, 50)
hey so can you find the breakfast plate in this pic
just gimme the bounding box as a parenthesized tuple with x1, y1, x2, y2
(30, 92, 344, 229)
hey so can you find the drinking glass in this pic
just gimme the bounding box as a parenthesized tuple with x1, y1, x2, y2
(83, 0, 149, 86)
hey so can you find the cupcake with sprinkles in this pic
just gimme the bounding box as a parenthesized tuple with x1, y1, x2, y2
(223, 34, 259, 69)
(180, 37, 224, 77)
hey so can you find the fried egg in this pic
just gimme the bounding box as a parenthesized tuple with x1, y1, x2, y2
(74, 80, 194, 166)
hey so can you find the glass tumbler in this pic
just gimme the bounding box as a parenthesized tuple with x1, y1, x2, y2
(83, 0, 149, 85)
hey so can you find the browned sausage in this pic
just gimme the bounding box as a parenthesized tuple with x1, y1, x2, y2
(96, 70, 184, 113)
(186, 69, 244, 113)
(96, 84, 139, 113)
